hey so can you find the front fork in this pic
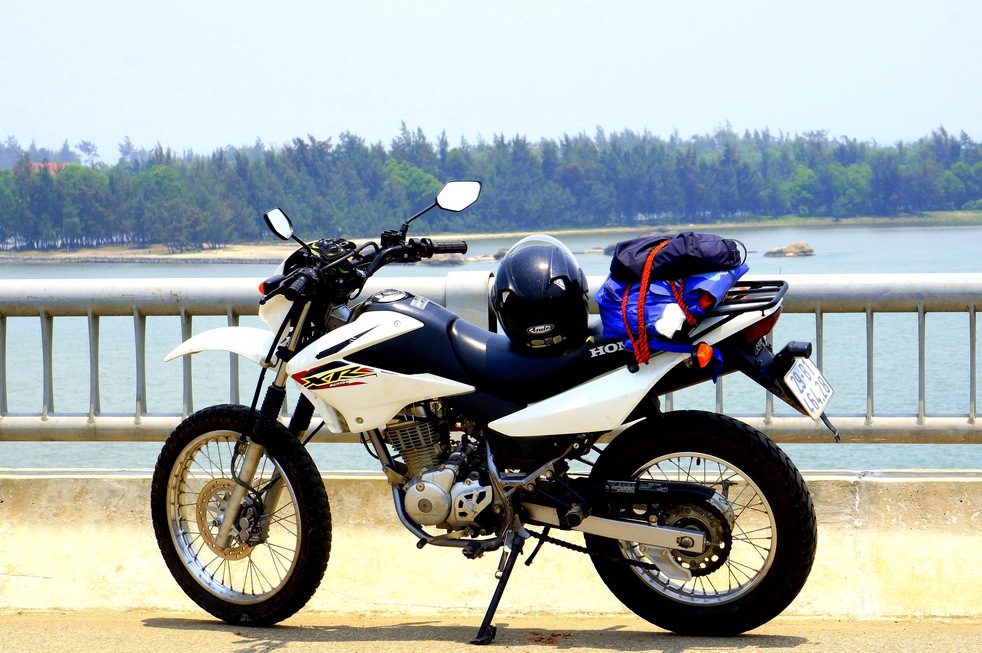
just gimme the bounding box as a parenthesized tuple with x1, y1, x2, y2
(214, 303, 310, 549)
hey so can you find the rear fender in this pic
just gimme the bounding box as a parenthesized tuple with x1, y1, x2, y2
(163, 326, 278, 367)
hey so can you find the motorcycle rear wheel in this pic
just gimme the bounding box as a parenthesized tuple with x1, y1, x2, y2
(585, 410, 817, 636)
(151, 404, 331, 625)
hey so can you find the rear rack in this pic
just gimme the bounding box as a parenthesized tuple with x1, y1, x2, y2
(643, 279, 788, 350)
(704, 279, 787, 317)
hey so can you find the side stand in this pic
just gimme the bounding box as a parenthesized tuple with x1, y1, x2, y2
(470, 529, 526, 645)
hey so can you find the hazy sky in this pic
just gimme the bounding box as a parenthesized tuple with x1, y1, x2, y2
(2, 1, 979, 161)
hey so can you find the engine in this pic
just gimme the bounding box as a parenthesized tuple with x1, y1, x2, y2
(384, 405, 445, 478)
(384, 405, 494, 531)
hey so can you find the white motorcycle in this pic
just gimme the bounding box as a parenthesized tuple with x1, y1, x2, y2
(151, 180, 836, 644)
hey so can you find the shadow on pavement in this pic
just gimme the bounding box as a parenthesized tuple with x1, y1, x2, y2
(142, 616, 810, 651)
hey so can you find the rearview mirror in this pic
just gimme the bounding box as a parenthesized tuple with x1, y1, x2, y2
(264, 208, 293, 241)
(435, 180, 482, 212)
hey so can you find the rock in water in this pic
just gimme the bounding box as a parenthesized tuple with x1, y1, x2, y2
(764, 241, 815, 257)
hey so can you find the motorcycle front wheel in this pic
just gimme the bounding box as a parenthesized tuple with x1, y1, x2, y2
(151, 404, 332, 625)
(586, 410, 817, 636)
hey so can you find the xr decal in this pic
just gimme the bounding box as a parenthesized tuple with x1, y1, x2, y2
(293, 364, 376, 390)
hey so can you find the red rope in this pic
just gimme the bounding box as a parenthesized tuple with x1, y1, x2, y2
(620, 239, 704, 364)
(669, 279, 698, 326)
(622, 240, 669, 364)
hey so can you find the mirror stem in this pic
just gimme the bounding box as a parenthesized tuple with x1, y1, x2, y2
(400, 201, 436, 237)
(292, 234, 314, 255)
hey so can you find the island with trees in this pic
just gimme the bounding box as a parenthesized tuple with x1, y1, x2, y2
(1, 124, 980, 253)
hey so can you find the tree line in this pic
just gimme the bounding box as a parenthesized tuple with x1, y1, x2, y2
(1, 124, 981, 251)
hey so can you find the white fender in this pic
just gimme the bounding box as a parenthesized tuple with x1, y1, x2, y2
(489, 304, 782, 436)
(163, 326, 277, 367)
(489, 351, 686, 436)
(286, 310, 475, 431)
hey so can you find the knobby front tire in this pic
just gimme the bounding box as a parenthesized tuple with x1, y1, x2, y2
(586, 410, 817, 636)
(150, 404, 332, 625)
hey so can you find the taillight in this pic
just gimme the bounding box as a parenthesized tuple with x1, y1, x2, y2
(742, 306, 782, 343)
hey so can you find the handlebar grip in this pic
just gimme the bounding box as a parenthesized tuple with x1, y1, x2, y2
(282, 271, 313, 300)
(431, 240, 468, 255)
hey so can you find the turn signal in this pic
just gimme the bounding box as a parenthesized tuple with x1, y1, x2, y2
(258, 273, 285, 296)
(695, 343, 715, 368)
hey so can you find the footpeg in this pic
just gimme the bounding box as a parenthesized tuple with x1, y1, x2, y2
(563, 503, 587, 528)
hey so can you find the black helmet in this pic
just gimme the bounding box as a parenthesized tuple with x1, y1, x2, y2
(491, 235, 589, 350)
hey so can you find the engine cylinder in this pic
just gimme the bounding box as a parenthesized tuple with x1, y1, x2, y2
(384, 410, 443, 478)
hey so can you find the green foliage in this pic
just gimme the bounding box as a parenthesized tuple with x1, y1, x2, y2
(1, 125, 981, 250)
(0, 170, 16, 242)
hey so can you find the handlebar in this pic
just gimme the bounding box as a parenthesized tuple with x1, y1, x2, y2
(412, 238, 468, 258)
(261, 234, 470, 304)
(260, 268, 318, 304)
(281, 270, 314, 301)
(428, 240, 468, 255)
(363, 237, 469, 277)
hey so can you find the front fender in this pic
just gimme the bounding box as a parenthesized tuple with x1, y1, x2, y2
(163, 326, 277, 367)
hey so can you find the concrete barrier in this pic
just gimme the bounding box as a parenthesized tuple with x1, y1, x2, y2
(1, 470, 979, 619)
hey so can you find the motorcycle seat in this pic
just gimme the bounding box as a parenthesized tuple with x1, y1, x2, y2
(449, 318, 632, 404)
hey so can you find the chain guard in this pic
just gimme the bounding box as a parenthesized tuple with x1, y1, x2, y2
(527, 500, 732, 577)
(526, 528, 664, 571)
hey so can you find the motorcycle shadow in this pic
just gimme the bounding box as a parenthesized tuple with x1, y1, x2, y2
(141, 616, 810, 651)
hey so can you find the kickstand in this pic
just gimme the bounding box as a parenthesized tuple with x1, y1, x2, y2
(470, 529, 526, 645)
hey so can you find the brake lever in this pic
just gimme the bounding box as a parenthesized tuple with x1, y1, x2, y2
(259, 267, 314, 304)
(365, 243, 411, 277)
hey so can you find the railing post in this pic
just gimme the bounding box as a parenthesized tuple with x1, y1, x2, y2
(180, 308, 193, 418)
(134, 308, 147, 421)
(918, 303, 926, 425)
(88, 309, 101, 419)
(970, 305, 977, 424)
(815, 306, 825, 371)
(866, 305, 874, 425)
(40, 309, 54, 419)
(227, 306, 239, 405)
(0, 315, 6, 415)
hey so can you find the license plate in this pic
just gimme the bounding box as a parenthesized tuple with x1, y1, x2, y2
(783, 357, 834, 420)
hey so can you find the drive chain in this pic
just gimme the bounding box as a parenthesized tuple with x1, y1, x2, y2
(526, 528, 661, 571)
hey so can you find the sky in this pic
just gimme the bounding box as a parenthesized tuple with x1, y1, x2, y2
(2, 1, 980, 162)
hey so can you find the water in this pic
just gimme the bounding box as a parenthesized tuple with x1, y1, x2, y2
(2, 222, 981, 471)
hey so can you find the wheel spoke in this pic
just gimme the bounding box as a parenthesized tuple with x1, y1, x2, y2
(622, 452, 778, 605)
(163, 431, 303, 603)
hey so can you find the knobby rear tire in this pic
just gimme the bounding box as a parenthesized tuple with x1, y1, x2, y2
(150, 404, 332, 626)
(585, 410, 817, 636)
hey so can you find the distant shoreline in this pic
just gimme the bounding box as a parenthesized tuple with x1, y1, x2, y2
(2, 212, 980, 265)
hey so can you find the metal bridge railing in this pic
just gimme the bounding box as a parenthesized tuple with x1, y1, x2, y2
(1, 272, 980, 444)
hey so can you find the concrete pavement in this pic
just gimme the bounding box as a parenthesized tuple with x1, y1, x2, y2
(1, 611, 980, 653)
